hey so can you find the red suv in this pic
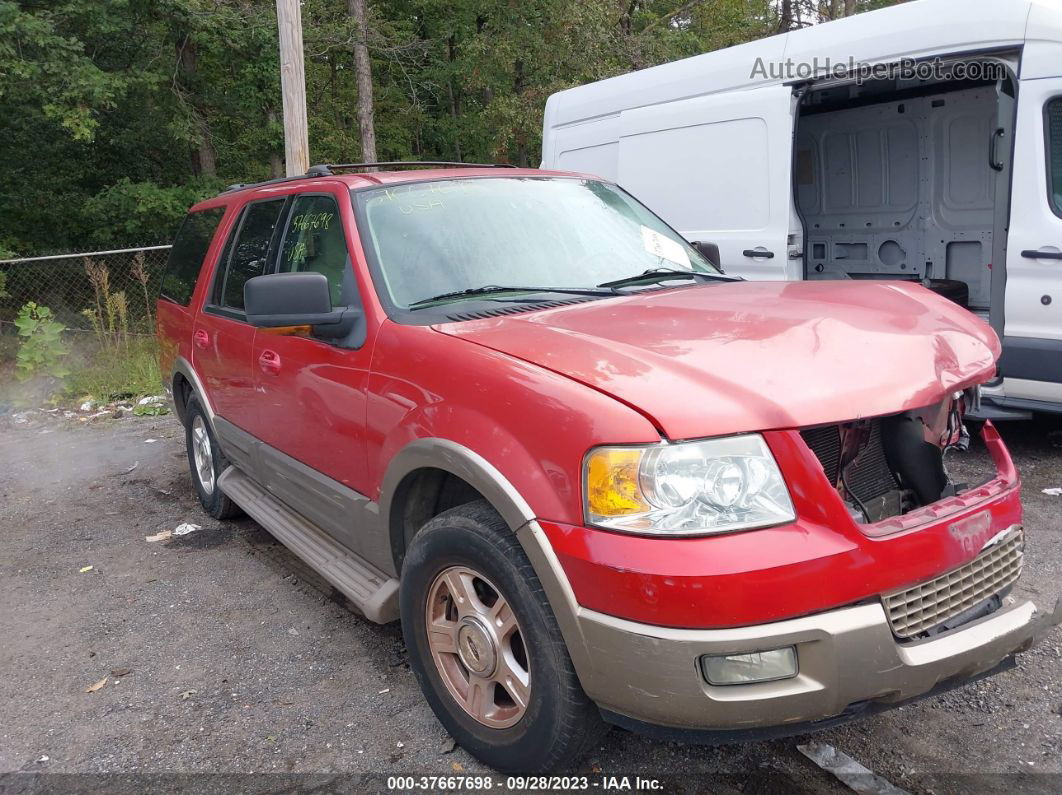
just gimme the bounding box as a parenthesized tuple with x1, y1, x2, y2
(157, 164, 1059, 772)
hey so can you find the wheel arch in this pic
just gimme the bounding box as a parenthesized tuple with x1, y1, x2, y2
(380, 439, 535, 573)
(171, 356, 215, 428)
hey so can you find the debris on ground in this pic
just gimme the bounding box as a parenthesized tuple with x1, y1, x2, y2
(1043, 487, 1062, 496)
(110, 668, 132, 678)
(144, 438, 158, 443)
(78, 566, 93, 574)
(118, 461, 139, 476)
(798, 743, 910, 795)
(35, 755, 49, 764)
(179, 690, 196, 701)
(147, 523, 200, 543)
(85, 677, 107, 694)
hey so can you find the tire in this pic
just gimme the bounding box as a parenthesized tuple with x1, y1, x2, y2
(184, 396, 242, 520)
(927, 278, 970, 308)
(400, 500, 606, 773)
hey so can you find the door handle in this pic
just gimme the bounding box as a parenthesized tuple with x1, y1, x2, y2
(258, 350, 281, 375)
(989, 127, 1005, 172)
(193, 329, 210, 349)
(742, 249, 776, 259)
(1021, 249, 1062, 260)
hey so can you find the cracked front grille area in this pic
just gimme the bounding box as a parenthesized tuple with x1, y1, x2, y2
(882, 527, 1024, 639)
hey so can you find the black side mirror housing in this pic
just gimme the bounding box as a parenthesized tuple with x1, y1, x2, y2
(244, 272, 359, 341)
(692, 240, 722, 270)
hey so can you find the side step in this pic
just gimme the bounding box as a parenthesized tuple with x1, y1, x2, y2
(218, 466, 399, 623)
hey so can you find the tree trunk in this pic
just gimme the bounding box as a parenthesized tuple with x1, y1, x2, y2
(348, 0, 377, 165)
(447, 35, 462, 161)
(844, 0, 857, 15)
(777, 0, 794, 32)
(267, 109, 284, 178)
(177, 37, 217, 177)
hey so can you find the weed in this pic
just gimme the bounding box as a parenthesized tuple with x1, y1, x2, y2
(14, 302, 69, 382)
(64, 336, 162, 402)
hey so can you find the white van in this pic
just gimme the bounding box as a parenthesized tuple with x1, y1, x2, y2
(541, 0, 1062, 418)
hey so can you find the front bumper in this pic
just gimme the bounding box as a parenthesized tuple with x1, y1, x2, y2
(573, 593, 1060, 731)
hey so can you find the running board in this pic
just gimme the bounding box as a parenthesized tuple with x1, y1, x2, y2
(218, 466, 399, 623)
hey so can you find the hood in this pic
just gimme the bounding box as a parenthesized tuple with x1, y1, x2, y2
(434, 280, 1000, 440)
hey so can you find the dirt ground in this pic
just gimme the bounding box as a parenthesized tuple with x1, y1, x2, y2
(1, 411, 1061, 794)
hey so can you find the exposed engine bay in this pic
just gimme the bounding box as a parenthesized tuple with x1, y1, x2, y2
(800, 388, 988, 524)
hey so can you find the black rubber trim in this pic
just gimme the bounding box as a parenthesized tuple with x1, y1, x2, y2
(601, 656, 1015, 745)
(998, 336, 1062, 383)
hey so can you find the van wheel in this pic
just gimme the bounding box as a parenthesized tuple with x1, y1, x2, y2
(400, 500, 606, 773)
(184, 396, 242, 520)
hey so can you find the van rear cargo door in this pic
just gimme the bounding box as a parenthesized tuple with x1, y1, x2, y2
(616, 84, 795, 280)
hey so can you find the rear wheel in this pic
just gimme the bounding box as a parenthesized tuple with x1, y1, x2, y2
(400, 501, 606, 773)
(184, 396, 242, 520)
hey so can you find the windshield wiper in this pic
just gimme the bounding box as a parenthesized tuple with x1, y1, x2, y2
(597, 268, 737, 290)
(408, 284, 615, 310)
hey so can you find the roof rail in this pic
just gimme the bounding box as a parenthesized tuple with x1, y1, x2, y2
(306, 161, 518, 177)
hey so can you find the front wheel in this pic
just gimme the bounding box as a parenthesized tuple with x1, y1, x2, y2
(400, 501, 606, 773)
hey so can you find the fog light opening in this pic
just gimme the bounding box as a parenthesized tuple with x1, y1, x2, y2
(701, 646, 798, 686)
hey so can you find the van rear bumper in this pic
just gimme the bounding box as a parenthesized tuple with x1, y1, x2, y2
(572, 595, 1060, 731)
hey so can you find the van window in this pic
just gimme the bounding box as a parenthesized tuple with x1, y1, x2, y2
(277, 195, 349, 306)
(217, 199, 286, 311)
(1049, 98, 1062, 217)
(160, 208, 225, 306)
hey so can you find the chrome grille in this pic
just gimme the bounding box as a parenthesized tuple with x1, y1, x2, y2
(882, 527, 1024, 639)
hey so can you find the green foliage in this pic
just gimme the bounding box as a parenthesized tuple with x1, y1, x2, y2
(64, 337, 162, 403)
(0, 270, 8, 299)
(82, 178, 224, 247)
(14, 302, 70, 382)
(0, 0, 908, 256)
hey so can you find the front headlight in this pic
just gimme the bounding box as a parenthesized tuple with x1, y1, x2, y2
(584, 434, 795, 536)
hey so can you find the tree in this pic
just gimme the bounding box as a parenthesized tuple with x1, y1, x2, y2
(349, 0, 377, 163)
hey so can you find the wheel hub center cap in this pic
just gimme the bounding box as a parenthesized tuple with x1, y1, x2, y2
(457, 618, 497, 676)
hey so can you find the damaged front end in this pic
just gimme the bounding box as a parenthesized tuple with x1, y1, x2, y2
(800, 387, 997, 528)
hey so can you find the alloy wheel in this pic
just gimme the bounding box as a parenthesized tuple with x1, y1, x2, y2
(425, 565, 531, 729)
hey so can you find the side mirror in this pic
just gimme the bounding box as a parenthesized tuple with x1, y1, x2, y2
(245, 272, 354, 338)
(692, 241, 721, 270)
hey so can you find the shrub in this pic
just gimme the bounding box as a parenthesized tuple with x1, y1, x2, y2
(14, 302, 70, 382)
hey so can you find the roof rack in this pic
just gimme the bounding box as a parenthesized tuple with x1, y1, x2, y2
(222, 161, 517, 193)
(306, 161, 518, 177)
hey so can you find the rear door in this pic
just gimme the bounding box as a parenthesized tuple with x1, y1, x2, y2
(193, 197, 287, 433)
(616, 84, 796, 279)
(1000, 79, 1062, 401)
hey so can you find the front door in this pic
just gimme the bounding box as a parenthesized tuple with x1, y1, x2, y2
(250, 190, 375, 549)
(1000, 79, 1062, 403)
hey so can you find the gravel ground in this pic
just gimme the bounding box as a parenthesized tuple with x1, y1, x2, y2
(0, 412, 1060, 794)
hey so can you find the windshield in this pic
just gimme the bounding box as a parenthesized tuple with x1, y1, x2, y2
(352, 177, 721, 311)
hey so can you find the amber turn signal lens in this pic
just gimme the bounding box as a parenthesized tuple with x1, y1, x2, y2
(585, 448, 649, 518)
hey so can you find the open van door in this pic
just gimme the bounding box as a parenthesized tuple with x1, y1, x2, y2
(998, 77, 1062, 406)
(616, 84, 796, 280)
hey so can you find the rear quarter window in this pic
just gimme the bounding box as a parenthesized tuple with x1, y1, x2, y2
(1049, 98, 1062, 217)
(160, 207, 226, 306)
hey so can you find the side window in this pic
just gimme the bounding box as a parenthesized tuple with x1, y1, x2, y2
(217, 199, 286, 311)
(160, 207, 225, 306)
(277, 194, 350, 306)
(1049, 98, 1062, 217)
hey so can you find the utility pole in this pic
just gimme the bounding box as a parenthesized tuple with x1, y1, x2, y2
(276, 0, 309, 176)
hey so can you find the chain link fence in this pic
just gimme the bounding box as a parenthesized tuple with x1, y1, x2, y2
(0, 246, 172, 339)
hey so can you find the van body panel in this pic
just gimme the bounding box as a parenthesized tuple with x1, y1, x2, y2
(617, 85, 795, 279)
